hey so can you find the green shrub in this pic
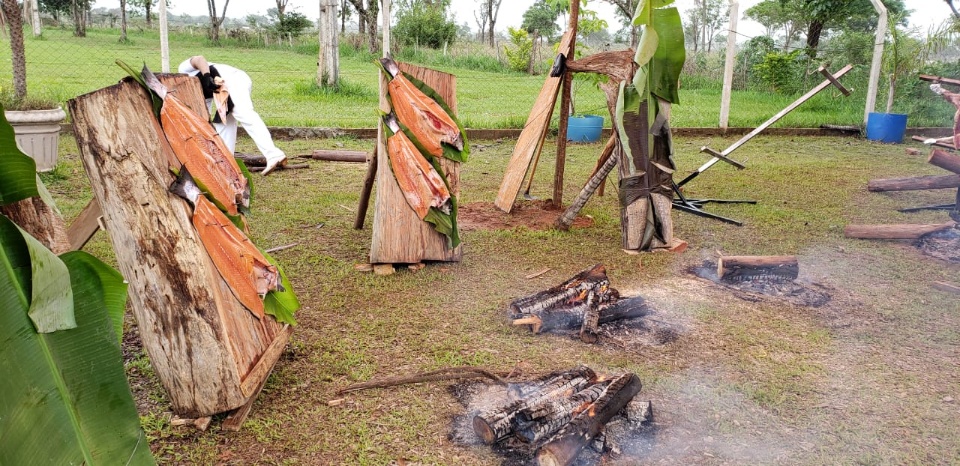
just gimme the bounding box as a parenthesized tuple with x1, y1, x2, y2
(393, 3, 457, 49)
(753, 49, 806, 94)
(503, 28, 534, 73)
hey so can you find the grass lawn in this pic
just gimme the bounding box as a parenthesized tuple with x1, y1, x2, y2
(44, 127, 960, 464)
(5, 27, 954, 129)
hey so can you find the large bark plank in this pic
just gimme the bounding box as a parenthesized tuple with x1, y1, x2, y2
(370, 63, 462, 263)
(69, 76, 285, 417)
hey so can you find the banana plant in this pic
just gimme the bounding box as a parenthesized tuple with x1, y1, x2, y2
(0, 106, 155, 465)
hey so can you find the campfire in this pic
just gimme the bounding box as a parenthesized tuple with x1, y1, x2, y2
(690, 255, 831, 308)
(450, 365, 652, 465)
(509, 265, 655, 343)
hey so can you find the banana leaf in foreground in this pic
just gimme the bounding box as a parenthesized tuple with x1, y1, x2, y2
(0, 215, 154, 466)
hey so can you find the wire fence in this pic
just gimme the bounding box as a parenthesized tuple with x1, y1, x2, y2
(3, 17, 960, 129)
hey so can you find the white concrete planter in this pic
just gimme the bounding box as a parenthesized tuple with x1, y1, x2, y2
(4, 107, 67, 172)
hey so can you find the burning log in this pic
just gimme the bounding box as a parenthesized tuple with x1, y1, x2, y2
(509, 264, 610, 316)
(535, 373, 642, 466)
(514, 381, 610, 444)
(473, 366, 597, 444)
(868, 174, 960, 192)
(717, 255, 799, 282)
(512, 296, 648, 334)
(928, 149, 960, 175)
(843, 222, 957, 239)
(578, 292, 600, 343)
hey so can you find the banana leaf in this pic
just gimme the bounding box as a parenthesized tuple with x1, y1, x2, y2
(0, 215, 154, 466)
(0, 106, 39, 205)
(261, 249, 300, 326)
(649, 7, 685, 105)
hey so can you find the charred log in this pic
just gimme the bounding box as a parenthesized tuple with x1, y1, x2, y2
(514, 381, 609, 444)
(578, 292, 600, 343)
(535, 373, 642, 466)
(509, 264, 609, 316)
(473, 366, 597, 444)
(512, 296, 649, 334)
(717, 255, 799, 282)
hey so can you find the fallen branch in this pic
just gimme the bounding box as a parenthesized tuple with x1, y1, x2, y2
(297, 149, 368, 163)
(265, 243, 299, 254)
(247, 163, 309, 172)
(337, 366, 507, 394)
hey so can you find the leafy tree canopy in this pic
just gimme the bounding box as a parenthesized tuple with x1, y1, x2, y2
(522, 0, 561, 39)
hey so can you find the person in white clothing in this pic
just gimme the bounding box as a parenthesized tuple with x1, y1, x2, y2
(178, 56, 287, 175)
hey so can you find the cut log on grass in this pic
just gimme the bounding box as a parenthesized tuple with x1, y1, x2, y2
(535, 373, 642, 466)
(578, 292, 600, 343)
(932, 281, 960, 295)
(306, 149, 368, 163)
(928, 149, 960, 174)
(717, 255, 799, 282)
(868, 174, 960, 192)
(473, 366, 597, 444)
(509, 264, 609, 316)
(247, 163, 309, 172)
(514, 381, 609, 444)
(843, 222, 957, 239)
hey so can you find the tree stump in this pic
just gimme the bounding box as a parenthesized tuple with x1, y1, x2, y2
(69, 75, 289, 419)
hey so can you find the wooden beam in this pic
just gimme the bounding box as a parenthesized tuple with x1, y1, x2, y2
(552, 2, 580, 209)
(843, 222, 957, 239)
(868, 174, 960, 192)
(494, 31, 575, 213)
(65, 198, 102, 251)
(919, 74, 960, 87)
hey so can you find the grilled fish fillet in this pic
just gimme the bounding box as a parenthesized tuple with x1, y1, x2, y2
(381, 57, 463, 158)
(385, 114, 451, 219)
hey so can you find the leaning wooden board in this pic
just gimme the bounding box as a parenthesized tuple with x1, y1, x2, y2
(370, 63, 462, 264)
(69, 75, 289, 419)
(494, 30, 575, 213)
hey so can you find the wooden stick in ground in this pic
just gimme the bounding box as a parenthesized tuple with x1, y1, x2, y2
(354, 145, 378, 230)
(843, 222, 957, 239)
(868, 174, 960, 192)
(555, 136, 619, 231)
(337, 366, 506, 395)
(717, 255, 799, 281)
(473, 366, 597, 445)
(536, 373, 642, 466)
(928, 149, 960, 174)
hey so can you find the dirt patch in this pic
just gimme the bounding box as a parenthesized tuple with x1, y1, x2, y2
(458, 201, 594, 231)
(916, 227, 960, 264)
(689, 261, 832, 308)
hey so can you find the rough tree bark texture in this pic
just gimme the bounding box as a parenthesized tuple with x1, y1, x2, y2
(370, 63, 462, 263)
(0, 197, 71, 254)
(69, 75, 287, 418)
(1, 0, 27, 97)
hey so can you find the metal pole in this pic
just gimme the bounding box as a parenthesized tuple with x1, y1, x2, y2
(865, 0, 887, 125)
(719, 0, 738, 129)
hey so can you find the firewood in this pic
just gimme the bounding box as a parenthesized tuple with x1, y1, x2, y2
(868, 174, 960, 192)
(247, 163, 309, 172)
(717, 255, 799, 282)
(535, 373, 642, 466)
(473, 366, 597, 444)
(578, 292, 600, 343)
(928, 149, 960, 174)
(510, 264, 608, 316)
(514, 381, 609, 444)
(843, 222, 957, 239)
(337, 366, 506, 395)
(306, 149, 368, 163)
(911, 135, 955, 149)
(512, 296, 650, 334)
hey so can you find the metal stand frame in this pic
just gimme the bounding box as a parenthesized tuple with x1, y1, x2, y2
(673, 65, 853, 225)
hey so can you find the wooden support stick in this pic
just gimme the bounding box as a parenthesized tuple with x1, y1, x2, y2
(556, 139, 619, 231)
(818, 66, 851, 96)
(928, 149, 960, 174)
(843, 222, 957, 239)
(66, 198, 103, 251)
(354, 145, 378, 229)
(919, 74, 960, 87)
(868, 174, 960, 191)
(717, 255, 799, 281)
(338, 366, 507, 395)
(551, 0, 580, 210)
(911, 135, 955, 150)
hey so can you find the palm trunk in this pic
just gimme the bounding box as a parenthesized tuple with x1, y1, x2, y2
(1, 0, 27, 98)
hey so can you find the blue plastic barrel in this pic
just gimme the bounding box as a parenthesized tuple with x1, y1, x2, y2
(865, 112, 908, 144)
(567, 115, 604, 143)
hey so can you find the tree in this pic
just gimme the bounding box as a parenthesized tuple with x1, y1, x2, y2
(685, 0, 726, 53)
(268, 7, 312, 36)
(2, 0, 26, 98)
(71, 0, 90, 37)
(598, 0, 638, 46)
(128, 0, 157, 27)
(744, 0, 805, 51)
(347, 0, 379, 53)
(521, 0, 560, 41)
(948, 0, 960, 18)
(480, 0, 503, 47)
(39, 0, 71, 22)
(394, 0, 457, 48)
(206, 0, 229, 44)
(119, 0, 128, 42)
(783, 0, 906, 58)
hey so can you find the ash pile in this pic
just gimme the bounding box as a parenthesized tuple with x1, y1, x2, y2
(691, 255, 831, 308)
(509, 265, 676, 345)
(916, 226, 960, 263)
(451, 365, 654, 465)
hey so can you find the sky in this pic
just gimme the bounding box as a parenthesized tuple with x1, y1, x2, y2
(92, 0, 951, 41)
